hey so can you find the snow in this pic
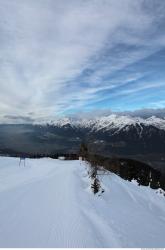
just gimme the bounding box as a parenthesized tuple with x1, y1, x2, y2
(89, 114, 165, 132)
(0, 157, 165, 247)
(36, 114, 165, 133)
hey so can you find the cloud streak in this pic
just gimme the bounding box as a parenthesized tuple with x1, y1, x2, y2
(0, 0, 165, 122)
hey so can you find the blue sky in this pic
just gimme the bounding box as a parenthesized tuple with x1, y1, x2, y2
(0, 0, 165, 122)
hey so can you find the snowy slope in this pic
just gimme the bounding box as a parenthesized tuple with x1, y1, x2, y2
(0, 157, 165, 247)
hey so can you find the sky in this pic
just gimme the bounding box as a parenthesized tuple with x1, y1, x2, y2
(0, 0, 165, 123)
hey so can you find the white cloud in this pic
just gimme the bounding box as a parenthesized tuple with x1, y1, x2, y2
(0, 0, 165, 122)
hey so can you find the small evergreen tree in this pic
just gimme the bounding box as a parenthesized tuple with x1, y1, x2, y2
(91, 178, 100, 194)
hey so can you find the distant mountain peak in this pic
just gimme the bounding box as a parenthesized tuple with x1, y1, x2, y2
(42, 114, 165, 133)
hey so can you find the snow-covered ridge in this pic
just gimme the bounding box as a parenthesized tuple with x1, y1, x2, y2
(38, 114, 165, 132)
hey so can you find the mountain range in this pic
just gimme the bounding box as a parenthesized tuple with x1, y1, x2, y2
(0, 114, 165, 172)
(41, 114, 165, 132)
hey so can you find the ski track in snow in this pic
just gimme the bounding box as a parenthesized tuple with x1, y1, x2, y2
(0, 157, 165, 247)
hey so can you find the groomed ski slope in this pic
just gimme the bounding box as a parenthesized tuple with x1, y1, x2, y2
(0, 157, 165, 247)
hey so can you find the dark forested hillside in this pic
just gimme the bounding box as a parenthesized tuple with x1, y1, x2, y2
(0, 120, 165, 173)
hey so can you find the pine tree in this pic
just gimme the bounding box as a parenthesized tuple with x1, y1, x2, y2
(91, 178, 100, 194)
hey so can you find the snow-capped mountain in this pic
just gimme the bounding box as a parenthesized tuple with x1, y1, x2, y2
(39, 114, 165, 168)
(0, 114, 165, 172)
(45, 114, 165, 134)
